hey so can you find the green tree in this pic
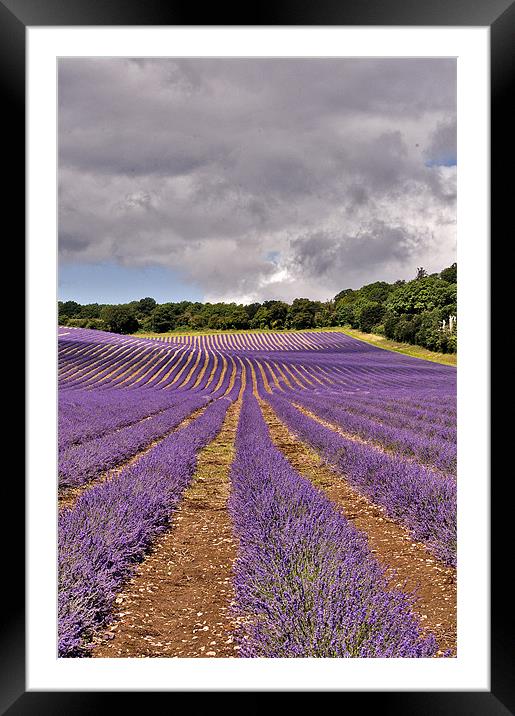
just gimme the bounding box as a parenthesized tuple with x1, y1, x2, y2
(289, 309, 314, 329)
(336, 302, 357, 327)
(446, 332, 457, 353)
(414, 309, 445, 352)
(355, 300, 385, 333)
(286, 298, 319, 329)
(78, 303, 102, 319)
(245, 302, 261, 322)
(333, 288, 355, 304)
(150, 304, 176, 333)
(250, 306, 271, 329)
(314, 302, 336, 328)
(137, 297, 157, 316)
(265, 301, 289, 327)
(392, 315, 417, 344)
(359, 281, 393, 304)
(250, 301, 289, 329)
(386, 277, 455, 316)
(59, 300, 82, 318)
(226, 305, 250, 329)
(440, 262, 457, 284)
(100, 305, 139, 334)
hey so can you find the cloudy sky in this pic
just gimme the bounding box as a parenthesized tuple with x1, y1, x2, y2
(58, 58, 456, 304)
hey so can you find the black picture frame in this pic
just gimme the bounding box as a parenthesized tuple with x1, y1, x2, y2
(10, 0, 506, 712)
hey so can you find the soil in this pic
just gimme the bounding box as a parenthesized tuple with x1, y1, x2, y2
(259, 399, 457, 657)
(91, 399, 242, 658)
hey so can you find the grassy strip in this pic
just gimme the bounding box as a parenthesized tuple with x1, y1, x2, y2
(334, 327, 456, 366)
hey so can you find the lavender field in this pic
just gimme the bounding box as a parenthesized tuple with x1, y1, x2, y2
(58, 326, 457, 658)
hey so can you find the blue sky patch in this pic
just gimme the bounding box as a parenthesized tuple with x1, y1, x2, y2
(425, 156, 457, 168)
(58, 262, 202, 304)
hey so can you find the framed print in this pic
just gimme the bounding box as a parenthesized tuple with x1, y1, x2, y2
(8, 0, 508, 711)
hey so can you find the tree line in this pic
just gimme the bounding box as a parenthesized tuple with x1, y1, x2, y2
(58, 262, 457, 353)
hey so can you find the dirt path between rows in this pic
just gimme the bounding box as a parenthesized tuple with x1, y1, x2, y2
(260, 399, 457, 657)
(91, 399, 241, 658)
(58, 403, 209, 512)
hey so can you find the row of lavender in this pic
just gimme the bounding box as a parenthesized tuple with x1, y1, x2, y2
(59, 389, 184, 450)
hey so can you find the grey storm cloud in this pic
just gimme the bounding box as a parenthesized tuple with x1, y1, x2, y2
(58, 58, 456, 302)
(290, 222, 429, 283)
